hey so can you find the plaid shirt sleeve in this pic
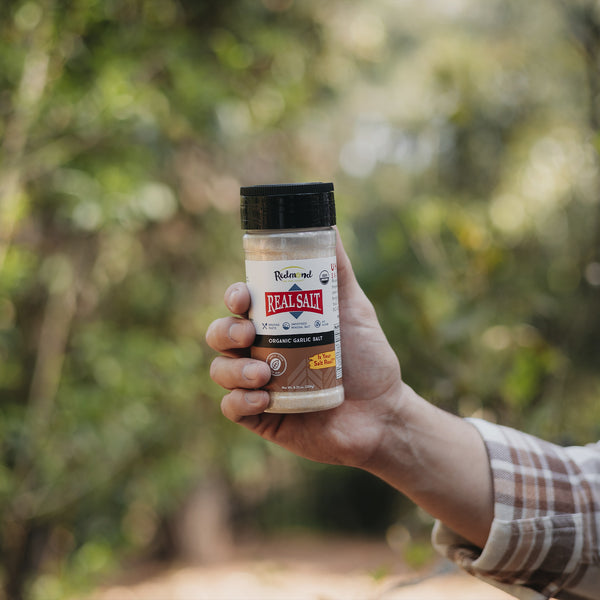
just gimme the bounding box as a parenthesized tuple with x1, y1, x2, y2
(432, 418, 600, 600)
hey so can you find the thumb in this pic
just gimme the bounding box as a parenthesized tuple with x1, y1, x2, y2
(335, 228, 367, 304)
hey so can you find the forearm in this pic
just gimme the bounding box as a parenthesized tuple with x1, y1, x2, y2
(434, 420, 600, 597)
(363, 382, 494, 549)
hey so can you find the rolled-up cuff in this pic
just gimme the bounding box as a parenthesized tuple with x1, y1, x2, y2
(432, 417, 600, 599)
(433, 518, 564, 600)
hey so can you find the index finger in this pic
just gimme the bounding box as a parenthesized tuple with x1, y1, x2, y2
(225, 282, 251, 316)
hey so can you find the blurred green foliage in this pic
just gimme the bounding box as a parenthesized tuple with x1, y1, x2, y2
(1, 0, 600, 598)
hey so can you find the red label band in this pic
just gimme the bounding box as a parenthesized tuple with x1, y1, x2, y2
(265, 290, 323, 317)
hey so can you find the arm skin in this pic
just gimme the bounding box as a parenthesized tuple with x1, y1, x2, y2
(206, 231, 493, 549)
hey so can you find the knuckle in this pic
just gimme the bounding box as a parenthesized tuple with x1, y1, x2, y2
(221, 389, 241, 421)
(205, 318, 228, 349)
(205, 321, 216, 346)
(209, 359, 216, 380)
(220, 393, 233, 420)
(209, 357, 221, 382)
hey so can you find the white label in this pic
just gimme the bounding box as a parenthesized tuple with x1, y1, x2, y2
(246, 256, 342, 381)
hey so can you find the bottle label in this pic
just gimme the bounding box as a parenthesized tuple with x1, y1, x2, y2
(246, 256, 342, 393)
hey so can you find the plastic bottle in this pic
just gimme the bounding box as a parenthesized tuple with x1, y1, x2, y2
(241, 182, 344, 413)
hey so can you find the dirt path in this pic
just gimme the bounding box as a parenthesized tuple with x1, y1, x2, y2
(90, 534, 515, 600)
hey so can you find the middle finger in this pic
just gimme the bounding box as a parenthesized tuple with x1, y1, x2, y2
(205, 316, 256, 354)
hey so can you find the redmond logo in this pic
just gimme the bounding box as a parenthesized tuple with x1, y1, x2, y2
(274, 266, 313, 282)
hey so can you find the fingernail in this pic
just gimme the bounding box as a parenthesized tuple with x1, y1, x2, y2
(226, 286, 239, 308)
(247, 391, 268, 408)
(229, 322, 244, 344)
(243, 363, 260, 382)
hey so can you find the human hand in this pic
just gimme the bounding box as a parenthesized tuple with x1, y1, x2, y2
(206, 231, 404, 468)
(207, 230, 495, 547)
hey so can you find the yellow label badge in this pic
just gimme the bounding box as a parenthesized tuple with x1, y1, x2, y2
(309, 351, 336, 370)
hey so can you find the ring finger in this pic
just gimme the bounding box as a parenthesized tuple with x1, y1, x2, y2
(209, 355, 271, 390)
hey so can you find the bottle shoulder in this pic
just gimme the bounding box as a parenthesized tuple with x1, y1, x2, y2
(243, 228, 336, 259)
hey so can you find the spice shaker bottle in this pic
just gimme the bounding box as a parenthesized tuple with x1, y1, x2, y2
(241, 182, 344, 413)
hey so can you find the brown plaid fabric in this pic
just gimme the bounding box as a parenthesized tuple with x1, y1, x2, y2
(432, 419, 600, 600)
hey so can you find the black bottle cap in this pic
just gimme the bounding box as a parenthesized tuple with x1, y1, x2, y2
(240, 182, 336, 230)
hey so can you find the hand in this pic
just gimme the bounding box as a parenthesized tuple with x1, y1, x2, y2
(206, 230, 493, 547)
(205, 231, 404, 468)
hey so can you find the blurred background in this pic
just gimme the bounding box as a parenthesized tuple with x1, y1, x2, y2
(2, 0, 600, 597)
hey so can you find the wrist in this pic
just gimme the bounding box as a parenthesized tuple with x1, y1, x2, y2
(357, 380, 422, 484)
(359, 383, 494, 547)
